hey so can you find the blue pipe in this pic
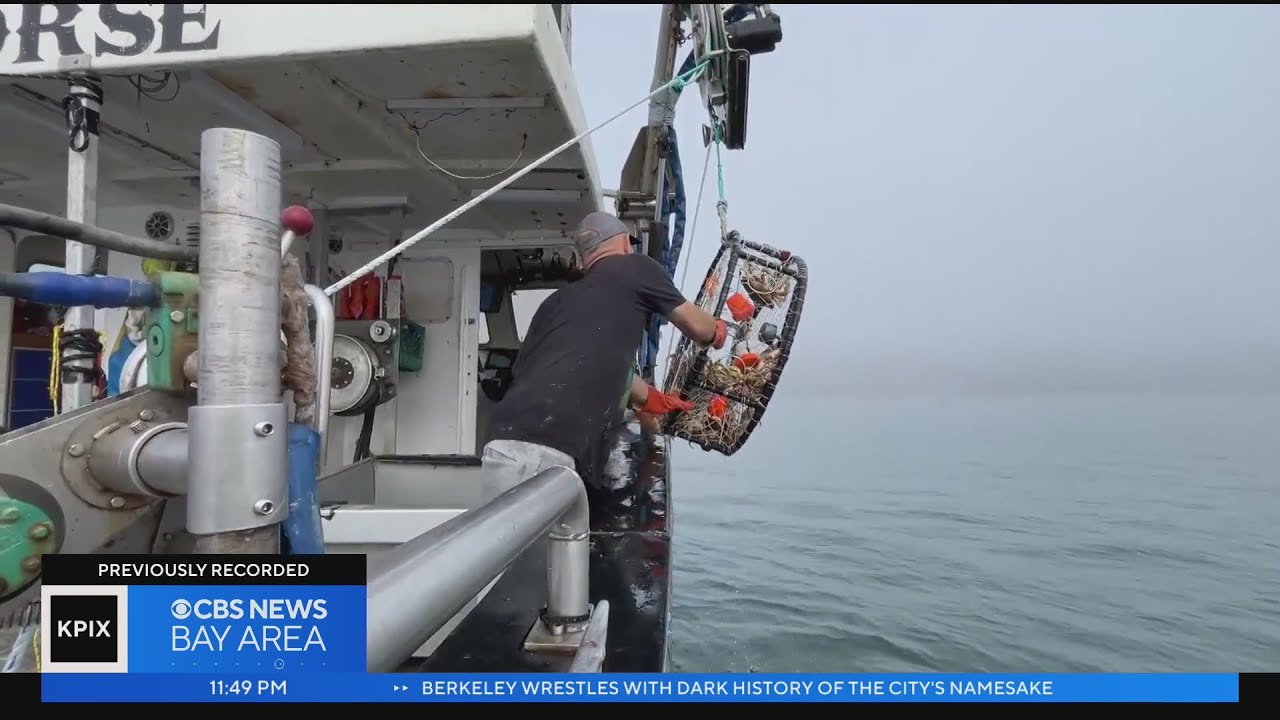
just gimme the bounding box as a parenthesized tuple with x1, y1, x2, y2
(0, 272, 158, 308)
(282, 423, 326, 555)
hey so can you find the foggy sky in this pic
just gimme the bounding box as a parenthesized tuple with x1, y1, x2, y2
(572, 5, 1280, 395)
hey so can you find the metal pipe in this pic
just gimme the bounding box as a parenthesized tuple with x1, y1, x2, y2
(196, 129, 285, 408)
(60, 75, 103, 414)
(546, 474, 591, 622)
(0, 204, 197, 261)
(133, 426, 188, 496)
(188, 128, 288, 555)
(303, 284, 333, 463)
(568, 600, 610, 673)
(365, 465, 586, 672)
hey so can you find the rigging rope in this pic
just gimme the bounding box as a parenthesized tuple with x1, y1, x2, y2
(324, 55, 719, 298)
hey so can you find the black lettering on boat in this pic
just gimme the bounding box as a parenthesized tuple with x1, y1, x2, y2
(156, 4, 221, 55)
(0, 4, 221, 63)
(15, 3, 84, 63)
(96, 5, 155, 58)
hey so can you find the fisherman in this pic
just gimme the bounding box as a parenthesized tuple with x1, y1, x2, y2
(481, 211, 727, 497)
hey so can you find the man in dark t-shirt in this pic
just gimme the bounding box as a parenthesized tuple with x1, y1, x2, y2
(480, 211, 726, 500)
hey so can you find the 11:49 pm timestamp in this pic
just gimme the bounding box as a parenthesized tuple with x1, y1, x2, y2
(210, 680, 288, 697)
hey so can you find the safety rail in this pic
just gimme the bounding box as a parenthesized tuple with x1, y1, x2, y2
(364, 464, 591, 672)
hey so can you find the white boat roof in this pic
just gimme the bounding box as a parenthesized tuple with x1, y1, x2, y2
(0, 3, 603, 246)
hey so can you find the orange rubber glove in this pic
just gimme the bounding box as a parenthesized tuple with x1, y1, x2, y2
(640, 386, 695, 415)
(712, 319, 728, 350)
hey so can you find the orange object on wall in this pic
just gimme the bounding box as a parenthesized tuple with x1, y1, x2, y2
(338, 274, 382, 320)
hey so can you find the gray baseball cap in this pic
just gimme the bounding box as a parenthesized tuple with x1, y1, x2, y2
(573, 211, 630, 257)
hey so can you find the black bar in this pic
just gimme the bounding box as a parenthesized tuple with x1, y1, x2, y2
(1240, 673, 1279, 704)
(0, 673, 39, 706)
(41, 554, 366, 586)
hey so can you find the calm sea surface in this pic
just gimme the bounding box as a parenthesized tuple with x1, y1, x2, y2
(667, 393, 1279, 672)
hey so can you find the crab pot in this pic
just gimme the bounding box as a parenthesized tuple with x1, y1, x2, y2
(661, 234, 808, 455)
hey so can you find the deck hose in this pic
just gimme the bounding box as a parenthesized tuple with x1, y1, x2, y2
(0, 271, 158, 308)
(282, 423, 326, 555)
(0, 203, 197, 261)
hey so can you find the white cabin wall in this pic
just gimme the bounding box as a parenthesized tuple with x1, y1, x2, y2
(395, 247, 482, 456)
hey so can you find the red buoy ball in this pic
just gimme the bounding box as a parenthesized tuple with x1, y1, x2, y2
(281, 205, 314, 235)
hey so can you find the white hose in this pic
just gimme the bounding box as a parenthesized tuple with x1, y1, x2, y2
(119, 342, 149, 393)
(2, 625, 35, 673)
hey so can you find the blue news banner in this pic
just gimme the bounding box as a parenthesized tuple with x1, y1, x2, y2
(34, 555, 1247, 703)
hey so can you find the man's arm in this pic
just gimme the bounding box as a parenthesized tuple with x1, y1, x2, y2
(667, 301, 724, 349)
(629, 375, 650, 407)
(631, 256, 727, 349)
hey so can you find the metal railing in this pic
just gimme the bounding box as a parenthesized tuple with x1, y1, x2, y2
(364, 464, 590, 673)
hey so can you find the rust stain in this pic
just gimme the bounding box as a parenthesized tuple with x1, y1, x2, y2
(208, 71, 258, 101)
(267, 110, 300, 131)
(420, 88, 456, 99)
(490, 91, 512, 98)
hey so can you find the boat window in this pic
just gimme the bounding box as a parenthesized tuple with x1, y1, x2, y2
(512, 289, 556, 342)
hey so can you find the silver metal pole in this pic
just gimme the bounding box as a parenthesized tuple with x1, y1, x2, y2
(60, 75, 103, 413)
(303, 284, 333, 463)
(187, 128, 287, 554)
(637, 4, 679, 259)
(546, 475, 591, 622)
(365, 465, 586, 672)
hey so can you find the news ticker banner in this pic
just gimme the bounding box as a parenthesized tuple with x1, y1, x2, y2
(31, 672, 1260, 703)
(21, 555, 1266, 703)
(37, 554, 366, 674)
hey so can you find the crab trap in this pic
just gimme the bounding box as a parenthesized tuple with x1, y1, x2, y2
(661, 231, 808, 455)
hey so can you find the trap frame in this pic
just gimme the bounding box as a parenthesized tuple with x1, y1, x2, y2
(661, 231, 808, 455)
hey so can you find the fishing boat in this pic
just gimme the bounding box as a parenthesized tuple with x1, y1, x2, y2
(0, 3, 794, 675)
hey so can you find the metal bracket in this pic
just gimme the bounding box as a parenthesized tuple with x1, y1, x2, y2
(60, 394, 189, 511)
(186, 403, 288, 535)
(523, 602, 595, 654)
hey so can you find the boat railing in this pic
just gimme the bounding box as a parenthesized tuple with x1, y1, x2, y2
(364, 463, 592, 672)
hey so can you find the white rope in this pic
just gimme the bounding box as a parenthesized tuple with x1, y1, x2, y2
(323, 57, 716, 298)
(3, 625, 35, 673)
(677, 143, 714, 296)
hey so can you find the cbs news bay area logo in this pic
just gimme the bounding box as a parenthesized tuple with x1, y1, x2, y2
(41, 585, 341, 673)
(168, 597, 329, 652)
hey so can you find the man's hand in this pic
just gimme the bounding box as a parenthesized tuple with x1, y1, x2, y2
(639, 386, 695, 415)
(636, 411, 662, 435)
(712, 319, 728, 350)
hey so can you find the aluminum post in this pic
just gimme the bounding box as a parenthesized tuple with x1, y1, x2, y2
(60, 75, 104, 413)
(187, 128, 287, 554)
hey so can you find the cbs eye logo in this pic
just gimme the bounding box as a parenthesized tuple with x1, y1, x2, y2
(171, 599, 193, 619)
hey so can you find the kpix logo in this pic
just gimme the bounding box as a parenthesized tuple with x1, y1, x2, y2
(171, 598, 192, 619)
(40, 585, 129, 672)
(51, 595, 116, 662)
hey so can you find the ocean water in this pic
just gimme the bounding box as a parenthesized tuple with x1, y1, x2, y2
(667, 392, 1280, 672)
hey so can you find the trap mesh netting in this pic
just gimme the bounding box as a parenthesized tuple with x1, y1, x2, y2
(661, 231, 808, 455)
